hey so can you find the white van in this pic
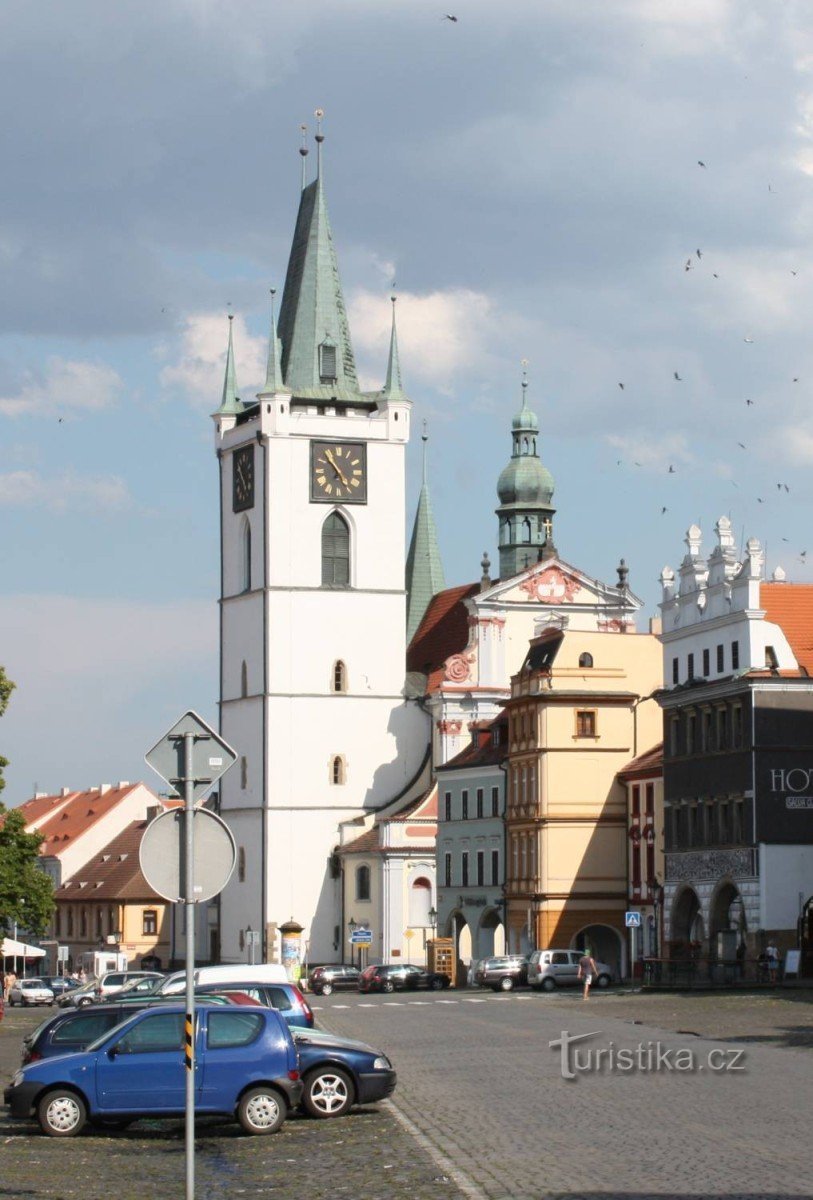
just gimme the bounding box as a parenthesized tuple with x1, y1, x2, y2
(159, 963, 289, 995)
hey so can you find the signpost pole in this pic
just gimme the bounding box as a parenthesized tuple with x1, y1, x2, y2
(184, 731, 195, 1200)
(630, 924, 636, 990)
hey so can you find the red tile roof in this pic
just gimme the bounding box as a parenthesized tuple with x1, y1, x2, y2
(407, 583, 479, 689)
(336, 827, 381, 855)
(12, 791, 78, 827)
(618, 742, 663, 780)
(34, 785, 144, 854)
(438, 714, 509, 771)
(54, 821, 164, 901)
(760, 582, 813, 674)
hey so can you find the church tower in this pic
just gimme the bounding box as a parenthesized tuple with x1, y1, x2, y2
(213, 122, 429, 964)
(495, 373, 556, 578)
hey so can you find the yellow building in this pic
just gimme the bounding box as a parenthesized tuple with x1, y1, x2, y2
(505, 623, 662, 975)
(51, 819, 171, 971)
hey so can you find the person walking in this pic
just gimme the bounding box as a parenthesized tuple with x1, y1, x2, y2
(577, 949, 599, 1000)
(766, 940, 780, 984)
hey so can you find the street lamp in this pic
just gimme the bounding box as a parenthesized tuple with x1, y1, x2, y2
(428, 906, 437, 935)
(348, 917, 357, 968)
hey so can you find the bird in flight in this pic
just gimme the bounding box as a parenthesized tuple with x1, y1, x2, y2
(746, 399, 754, 406)
(696, 249, 702, 259)
(738, 442, 747, 449)
(674, 371, 682, 381)
(712, 272, 719, 279)
(791, 270, 798, 276)
(698, 160, 707, 168)
(684, 258, 693, 272)
(661, 506, 668, 514)
(442, 13, 458, 20)
(793, 377, 799, 383)
(743, 336, 754, 344)
(618, 382, 625, 390)
(668, 465, 675, 474)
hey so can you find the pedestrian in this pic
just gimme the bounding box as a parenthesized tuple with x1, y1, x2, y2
(4, 970, 17, 1002)
(766, 940, 780, 984)
(577, 948, 599, 1000)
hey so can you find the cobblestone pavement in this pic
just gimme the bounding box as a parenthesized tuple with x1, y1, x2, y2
(315, 987, 813, 1200)
(0, 1008, 467, 1200)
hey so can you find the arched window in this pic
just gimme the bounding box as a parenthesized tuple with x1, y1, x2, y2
(332, 660, 347, 693)
(241, 661, 248, 698)
(579, 652, 594, 669)
(522, 517, 532, 543)
(522, 437, 529, 453)
(322, 512, 350, 588)
(241, 518, 252, 592)
(331, 755, 346, 785)
(356, 864, 370, 901)
(409, 876, 432, 926)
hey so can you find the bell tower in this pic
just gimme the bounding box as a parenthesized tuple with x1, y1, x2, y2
(213, 119, 430, 964)
(495, 370, 556, 579)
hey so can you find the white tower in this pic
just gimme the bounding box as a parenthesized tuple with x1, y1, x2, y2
(213, 124, 430, 964)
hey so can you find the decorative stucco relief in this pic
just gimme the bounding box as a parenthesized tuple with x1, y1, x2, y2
(665, 848, 757, 881)
(519, 566, 579, 604)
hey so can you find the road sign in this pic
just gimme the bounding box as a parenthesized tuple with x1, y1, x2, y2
(145, 710, 237, 804)
(625, 911, 642, 927)
(139, 807, 236, 903)
(350, 929, 373, 944)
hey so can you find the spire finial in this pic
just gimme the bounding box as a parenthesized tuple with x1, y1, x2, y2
(259, 286, 288, 397)
(480, 551, 492, 592)
(217, 312, 243, 415)
(381, 291, 406, 400)
(421, 419, 429, 484)
(520, 357, 530, 407)
(299, 123, 309, 191)
(314, 107, 324, 177)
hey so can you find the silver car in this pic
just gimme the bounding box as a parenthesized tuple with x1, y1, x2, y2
(527, 949, 613, 991)
(8, 978, 55, 1007)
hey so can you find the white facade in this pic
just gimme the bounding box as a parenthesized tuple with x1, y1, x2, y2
(215, 390, 430, 964)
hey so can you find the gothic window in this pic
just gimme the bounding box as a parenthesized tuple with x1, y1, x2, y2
(356, 864, 371, 902)
(532, 438, 537, 454)
(331, 755, 346, 785)
(522, 517, 532, 543)
(332, 660, 347, 693)
(241, 518, 251, 592)
(319, 340, 337, 383)
(522, 437, 529, 453)
(578, 652, 593, 668)
(241, 661, 248, 698)
(322, 512, 350, 588)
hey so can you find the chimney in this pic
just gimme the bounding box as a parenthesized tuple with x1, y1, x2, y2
(145, 805, 161, 823)
(117, 781, 130, 790)
(99, 784, 112, 795)
(649, 617, 662, 635)
(61, 787, 72, 797)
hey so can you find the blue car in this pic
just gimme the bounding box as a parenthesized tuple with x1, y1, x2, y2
(293, 1027, 396, 1119)
(4, 1004, 302, 1137)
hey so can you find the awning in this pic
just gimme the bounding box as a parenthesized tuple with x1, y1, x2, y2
(1, 937, 46, 958)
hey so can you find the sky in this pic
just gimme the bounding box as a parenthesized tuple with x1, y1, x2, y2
(3, 0, 813, 804)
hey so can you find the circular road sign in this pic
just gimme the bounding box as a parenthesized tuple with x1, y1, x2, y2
(139, 808, 236, 903)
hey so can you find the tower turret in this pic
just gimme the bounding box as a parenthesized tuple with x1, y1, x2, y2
(495, 370, 555, 578)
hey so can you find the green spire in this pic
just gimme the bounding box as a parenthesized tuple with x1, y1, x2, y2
(381, 295, 407, 401)
(217, 316, 244, 415)
(495, 367, 556, 578)
(406, 424, 446, 644)
(258, 288, 289, 397)
(277, 115, 363, 402)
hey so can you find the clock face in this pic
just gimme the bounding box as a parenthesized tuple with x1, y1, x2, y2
(310, 441, 367, 504)
(232, 445, 255, 512)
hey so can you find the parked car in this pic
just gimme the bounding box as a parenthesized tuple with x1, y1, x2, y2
(21, 998, 235, 1065)
(358, 964, 451, 993)
(38, 977, 80, 998)
(92, 971, 163, 1002)
(473, 955, 529, 992)
(526, 949, 614, 991)
(109, 975, 165, 1000)
(307, 964, 360, 996)
(57, 980, 99, 1009)
(8, 979, 55, 1007)
(159, 963, 289, 994)
(5, 1004, 303, 1137)
(196, 983, 314, 1029)
(293, 1026, 396, 1118)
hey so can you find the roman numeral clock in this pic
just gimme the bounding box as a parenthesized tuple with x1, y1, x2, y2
(310, 441, 367, 503)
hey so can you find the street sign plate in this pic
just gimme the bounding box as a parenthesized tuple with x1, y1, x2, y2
(625, 911, 642, 927)
(139, 808, 236, 903)
(145, 710, 237, 804)
(350, 930, 373, 944)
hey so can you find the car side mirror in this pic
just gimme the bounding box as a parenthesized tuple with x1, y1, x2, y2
(107, 1044, 119, 1059)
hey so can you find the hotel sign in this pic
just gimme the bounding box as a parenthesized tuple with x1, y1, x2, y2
(757, 757, 813, 842)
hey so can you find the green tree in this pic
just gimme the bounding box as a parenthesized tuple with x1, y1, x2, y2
(0, 668, 55, 936)
(0, 665, 14, 797)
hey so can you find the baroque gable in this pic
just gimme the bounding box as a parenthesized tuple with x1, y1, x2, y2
(480, 557, 641, 615)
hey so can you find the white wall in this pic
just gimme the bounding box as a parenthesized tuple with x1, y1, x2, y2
(760, 843, 813, 930)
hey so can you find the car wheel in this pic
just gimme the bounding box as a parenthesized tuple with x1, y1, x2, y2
(78, 997, 93, 1008)
(499, 976, 514, 992)
(381, 980, 394, 993)
(38, 1089, 87, 1138)
(596, 974, 611, 989)
(429, 977, 444, 991)
(302, 1067, 354, 1119)
(237, 1086, 287, 1135)
(541, 977, 556, 992)
(321, 983, 333, 996)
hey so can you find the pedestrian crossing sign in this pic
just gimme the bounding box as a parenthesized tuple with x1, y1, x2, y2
(625, 911, 642, 927)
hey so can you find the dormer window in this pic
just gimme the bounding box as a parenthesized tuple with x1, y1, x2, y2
(319, 339, 337, 383)
(765, 645, 778, 669)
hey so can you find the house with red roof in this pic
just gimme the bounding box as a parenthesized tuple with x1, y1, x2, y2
(658, 518, 813, 969)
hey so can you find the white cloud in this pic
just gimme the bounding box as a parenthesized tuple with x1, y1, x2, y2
(0, 357, 123, 418)
(606, 431, 694, 473)
(0, 470, 131, 512)
(349, 287, 503, 396)
(160, 312, 266, 408)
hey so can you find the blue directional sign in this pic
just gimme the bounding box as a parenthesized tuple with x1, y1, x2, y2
(350, 929, 373, 944)
(625, 911, 642, 928)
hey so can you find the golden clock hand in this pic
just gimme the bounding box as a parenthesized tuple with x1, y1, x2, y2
(325, 450, 349, 485)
